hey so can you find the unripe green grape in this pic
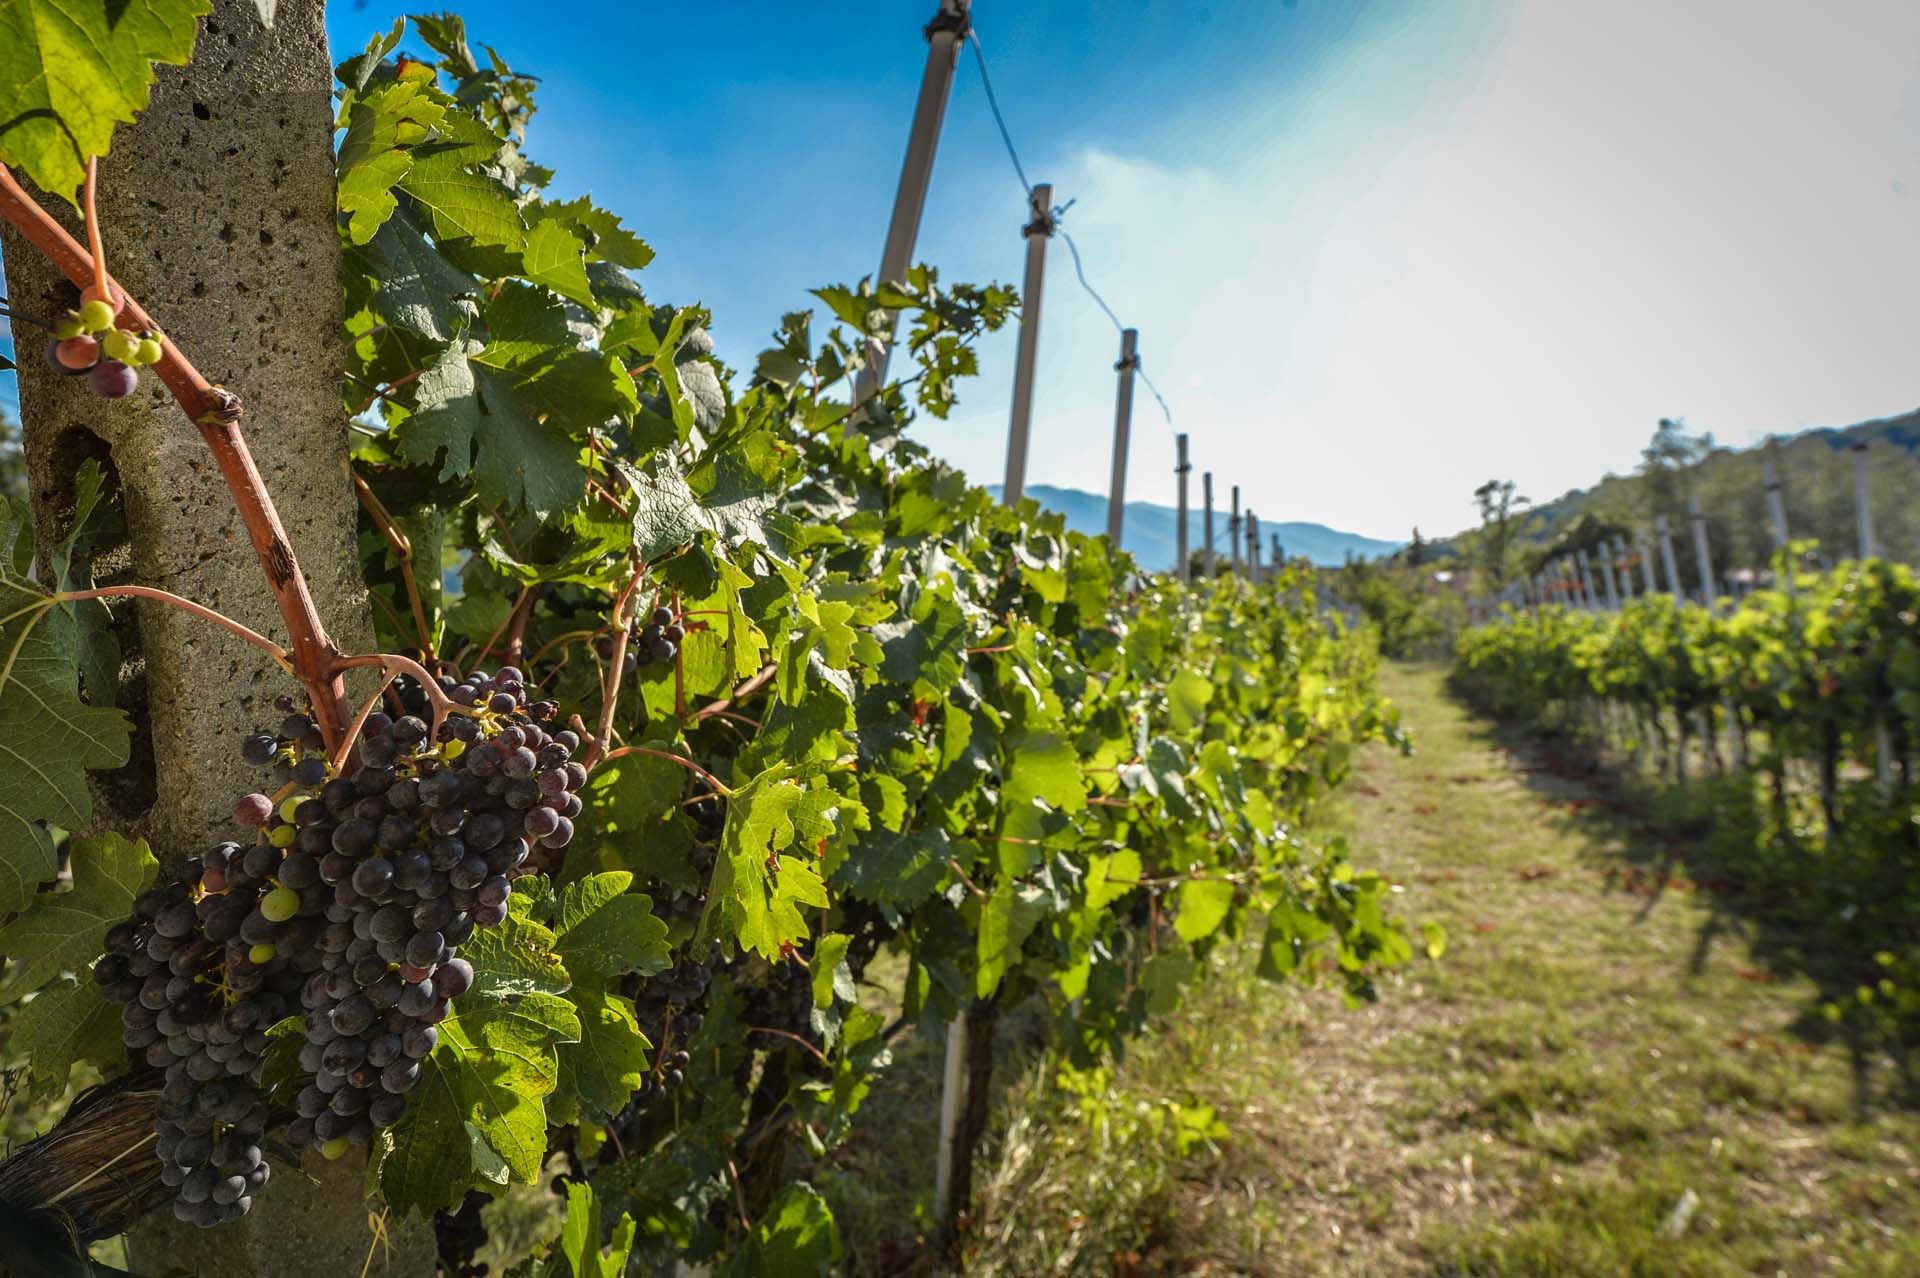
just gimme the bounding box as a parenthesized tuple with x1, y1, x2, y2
(269, 823, 298, 848)
(319, 1135, 351, 1160)
(261, 886, 300, 923)
(134, 336, 165, 366)
(249, 942, 276, 964)
(78, 298, 117, 332)
(101, 328, 140, 363)
(279, 795, 305, 824)
(52, 310, 84, 341)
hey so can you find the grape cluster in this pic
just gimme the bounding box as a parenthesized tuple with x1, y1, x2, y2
(629, 963, 708, 1108)
(92, 669, 588, 1227)
(43, 296, 163, 400)
(593, 605, 683, 672)
(278, 668, 583, 1158)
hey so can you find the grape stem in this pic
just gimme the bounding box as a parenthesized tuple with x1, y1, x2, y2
(330, 652, 475, 743)
(598, 745, 733, 798)
(583, 562, 648, 769)
(0, 162, 354, 754)
(333, 667, 400, 774)
(743, 1025, 828, 1066)
(81, 158, 110, 304)
(352, 475, 434, 658)
(0, 585, 292, 700)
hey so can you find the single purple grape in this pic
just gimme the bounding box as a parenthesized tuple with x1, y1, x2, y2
(88, 359, 139, 399)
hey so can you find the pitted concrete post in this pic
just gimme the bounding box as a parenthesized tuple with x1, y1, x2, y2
(0, 2, 427, 1272)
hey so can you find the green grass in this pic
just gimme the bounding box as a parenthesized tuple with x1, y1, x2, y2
(827, 662, 1920, 1275)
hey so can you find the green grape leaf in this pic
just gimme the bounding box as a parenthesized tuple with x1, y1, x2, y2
(0, 584, 134, 914)
(0, 831, 148, 1099)
(553, 1180, 637, 1278)
(1173, 878, 1236, 943)
(0, 831, 153, 997)
(550, 983, 650, 1126)
(1166, 669, 1214, 734)
(393, 284, 636, 515)
(396, 142, 524, 251)
(810, 933, 854, 1009)
(530, 196, 654, 270)
(0, 0, 212, 200)
(545, 871, 670, 981)
(974, 878, 1049, 998)
(727, 1182, 843, 1277)
(831, 826, 956, 910)
(520, 217, 596, 309)
(373, 990, 580, 1214)
(698, 768, 838, 960)
(338, 148, 414, 245)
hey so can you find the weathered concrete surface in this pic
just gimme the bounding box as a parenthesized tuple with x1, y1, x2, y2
(0, 1, 431, 1272)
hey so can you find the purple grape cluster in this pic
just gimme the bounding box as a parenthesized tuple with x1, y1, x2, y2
(592, 605, 683, 671)
(279, 667, 583, 1158)
(92, 670, 588, 1228)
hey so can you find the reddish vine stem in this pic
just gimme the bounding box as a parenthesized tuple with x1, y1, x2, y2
(349, 368, 422, 417)
(0, 163, 353, 754)
(332, 669, 400, 774)
(81, 159, 110, 302)
(598, 744, 732, 798)
(62, 586, 288, 664)
(352, 475, 434, 658)
(743, 1026, 828, 1066)
(691, 662, 778, 724)
(583, 563, 648, 769)
(330, 652, 472, 743)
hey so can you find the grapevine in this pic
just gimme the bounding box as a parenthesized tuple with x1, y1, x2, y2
(0, 8, 1426, 1271)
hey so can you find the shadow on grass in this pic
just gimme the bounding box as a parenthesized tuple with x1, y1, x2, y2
(1445, 679, 1917, 1113)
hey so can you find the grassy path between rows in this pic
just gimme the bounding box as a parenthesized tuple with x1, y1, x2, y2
(957, 662, 1919, 1276)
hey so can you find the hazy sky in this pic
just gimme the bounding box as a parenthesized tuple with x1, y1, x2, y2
(8, 2, 1918, 541)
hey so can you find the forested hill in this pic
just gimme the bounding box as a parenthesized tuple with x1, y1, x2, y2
(1441, 406, 1920, 576)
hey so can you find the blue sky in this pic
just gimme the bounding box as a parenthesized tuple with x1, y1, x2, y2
(7, 2, 1920, 539)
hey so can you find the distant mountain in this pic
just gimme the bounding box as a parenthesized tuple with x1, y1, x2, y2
(986, 484, 1403, 571)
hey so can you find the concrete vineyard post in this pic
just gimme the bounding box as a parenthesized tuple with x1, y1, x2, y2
(1852, 441, 1877, 560)
(1247, 511, 1261, 580)
(1596, 546, 1621, 610)
(1175, 433, 1191, 581)
(1656, 515, 1683, 598)
(1105, 328, 1139, 544)
(1688, 493, 1716, 606)
(934, 1015, 969, 1233)
(1848, 443, 1892, 788)
(1637, 529, 1658, 597)
(1001, 183, 1055, 506)
(855, 0, 971, 401)
(1229, 486, 1242, 574)
(0, 0, 423, 1271)
(1612, 537, 1634, 602)
(1202, 472, 1216, 577)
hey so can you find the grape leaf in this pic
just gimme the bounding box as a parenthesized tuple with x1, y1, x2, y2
(1174, 878, 1235, 943)
(373, 990, 580, 1214)
(544, 872, 670, 982)
(726, 1182, 843, 1277)
(393, 283, 637, 515)
(0, 830, 153, 996)
(0, 0, 212, 200)
(0, 580, 134, 913)
(550, 1180, 637, 1278)
(698, 768, 837, 960)
(520, 218, 595, 309)
(0, 832, 152, 1097)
